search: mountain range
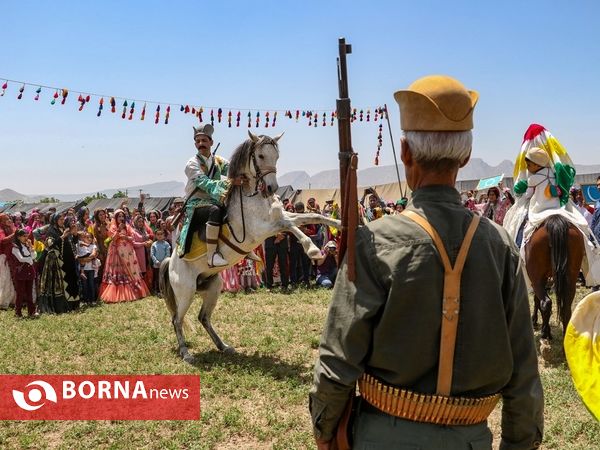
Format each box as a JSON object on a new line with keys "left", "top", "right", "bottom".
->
{"left": 2, "top": 159, "right": 600, "bottom": 202}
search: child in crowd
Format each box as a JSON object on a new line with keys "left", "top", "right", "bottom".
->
{"left": 238, "top": 257, "right": 258, "bottom": 294}
{"left": 77, "top": 231, "right": 99, "bottom": 304}
{"left": 11, "top": 229, "right": 37, "bottom": 318}
{"left": 150, "top": 229, "right": 171, "bottom": 295}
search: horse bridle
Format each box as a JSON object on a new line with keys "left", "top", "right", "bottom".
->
{"left": 228, "top": 138, "right": 278, "bottom": 244}
{"left": 247, "top": 138, "right": 278, "bottom": 197}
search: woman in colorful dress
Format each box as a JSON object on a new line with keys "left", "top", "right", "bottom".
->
{"left": 0, "top": 213, "right": 17, "bottom": 310}
{"left": 99, "top": 209, "right": 150, "bottom": 303}
{"left": 479, "top": 186, "right": 513, "bottom": 226}
{"left": 76, "top": 207, "right": 93, "bottom": 233}
{"left": 92, "top": 208, "right": 110, "bottom": 283}
{"left": 131, "top": 214, "right": 153, "bottom": 279}
{"left": 148, "top": 210, "right": 160, "bottom": 234}
{"left": 37, "top": 213, "right": 80, "bottom": 314}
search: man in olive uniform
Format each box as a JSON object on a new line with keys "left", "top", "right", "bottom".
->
{"left": 309, "top": 75, "right": 543, "bottom": 449}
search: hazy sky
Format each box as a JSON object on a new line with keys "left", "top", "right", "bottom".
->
{"left": 1, "top": 1, "right": 599, "bottom": 194}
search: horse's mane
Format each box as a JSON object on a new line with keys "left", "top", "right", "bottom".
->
{"left": 228, "top": 139, "right": 254, "bottom": 179}
{"left": 227, "top": 135, "right": 279, "bottom": 178}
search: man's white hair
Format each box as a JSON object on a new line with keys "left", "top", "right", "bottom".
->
{"left": 403, "top": 131, "right": 472, "bottom": 163}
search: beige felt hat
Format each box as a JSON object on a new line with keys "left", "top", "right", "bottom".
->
{"left": 394, "top": 75, "right": 478, "bottom": 131}
{"left": 525, "top": 146, "right": 551, "bottom": 168}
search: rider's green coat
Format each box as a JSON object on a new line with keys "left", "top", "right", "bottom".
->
{"left": 177, "top": 152, "right": 230, "bottom": 256}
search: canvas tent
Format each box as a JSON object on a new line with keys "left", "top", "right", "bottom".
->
{"left": 85, "top": 197, "right": 175, "bottom": 215}
{"left": 0, "top": 201, "right": 84, "bottom": 216}
{"left": 292, "top": 180, "right": 411, "bottom": 207}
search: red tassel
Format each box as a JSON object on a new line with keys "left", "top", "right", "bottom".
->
{"left": 1, "top": 81, "right": 7, "bottom": 96}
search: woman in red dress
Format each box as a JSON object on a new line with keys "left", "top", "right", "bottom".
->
{"left": 99, "top": 209, "right": 150, "bottom": 303}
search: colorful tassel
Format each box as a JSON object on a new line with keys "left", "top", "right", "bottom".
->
{"left": 322, "top": 112, "right": 326, "bottom": 127}
{"left": 1, "top": 81, "right": 7, "bottom": 96}
{"left": 217, "top": 108, "right": 222, "bottom": 123}
{"left": 51, "top": 90, "right": 58, "bottom": 105}
{"left": 185, "top": 105, "right": 190, "bottom": 114}
{"left": 331, "top": 111, "right": 335, "bottom": 126}
{"left": 265, "top": 111, "right": 270, "bottom": 128}
{"left": 155, "top": 105, "right": 160, "bottom": 124}
{"left": 97, "top": 97, "right": 104, "bottom": 117}
{"left": 273, "top": 111, "right": 277, "bottom": 127}
{"left": 210, "top": 109, "right": 214, "bottom": 126}
{"left": 248, "top": 111, "right": 251, "bottom": 127}
{"left": 164, "top": 105, "right": 170, "bottom": 124}
{"left": 236, "top": 111, "right": 241, "bottom": 127}
{"left": 366, "top": 109, "right": 370, "bottom": 122}
{"left": 122, "top": 100, "right": 128, "bottom": 119}
{"left": 375, "top": 124, "right": 383, "bottom": 165}
{"left": 295, "top": 110, "right": 300, "bottom": 121}
{"left": 17, "top": 85, "right": 25, "bottom": 100}
{"left": 34, "top": 86, "right": 42, "bottom": 101}
{"left": 199, "top": 107, "right": 203, "bottom": 122}
{"left": 61, "top": 89, "right": 68, "bottom": 105}
{"left": 110, "top": 97, "right": 116, "bottom": 113}
{"left": 228, "top": 110, "right": 232, "bottom": 128}
{"left": 128, "top": 101, "right": 135, "bottom": 120}
{"left": 256, "top": 111, "right": 260, "bottom": 128}
{"left": 140, "top": 103, "right": 146, "bottom": 121}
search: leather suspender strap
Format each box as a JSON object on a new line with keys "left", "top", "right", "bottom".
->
{"left": 402, "top": 210, "right": 480, "bottom": 396}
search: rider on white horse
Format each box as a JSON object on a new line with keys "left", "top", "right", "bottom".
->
{"left": 179, "top": 124, "right": 234, "bottom": 266}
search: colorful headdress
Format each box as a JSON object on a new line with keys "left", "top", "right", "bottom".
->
{"left": 513, "top": 124, "right": 575, "bottom": 206}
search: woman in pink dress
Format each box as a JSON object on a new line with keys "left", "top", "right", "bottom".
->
{"left": 0, "top": 213, "right": 17, "bottom": 309}
{"left": 131, "top": 215, "right": 153, "bottom": 278}
{"left": 99, "top": 209, "right": 150, "bottom": 303}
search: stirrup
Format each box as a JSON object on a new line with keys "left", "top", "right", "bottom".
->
{"left": 208, "top": 252, "right": 228, "bottom": 268}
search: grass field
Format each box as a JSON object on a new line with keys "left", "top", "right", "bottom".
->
{"left": 0, "top": 287, "right": 598, "bottom": 449}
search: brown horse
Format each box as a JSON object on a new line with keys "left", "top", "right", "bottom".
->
{"left": 525, "top": 214, "right": 584, "bottom": 341}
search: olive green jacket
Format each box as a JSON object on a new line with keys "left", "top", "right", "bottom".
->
{"left": 309, "top": 185, "right": 543, "bottom": 449}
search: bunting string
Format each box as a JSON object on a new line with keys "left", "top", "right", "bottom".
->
{"left": 1, "top": 75, "right": 389, "bottom": 164}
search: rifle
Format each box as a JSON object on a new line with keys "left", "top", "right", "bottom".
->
{"left": 336, "top": 37, "right": 358, "bottom": 282}
{"left": 171, "top": 142, "right": 220, "bottom": 228}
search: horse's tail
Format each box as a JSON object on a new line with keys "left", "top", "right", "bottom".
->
{"left": 545, "top": 214, "right": 570, "bottom": 321}
{"left": 159, "top": 257, "right": 194, "bottom": 333}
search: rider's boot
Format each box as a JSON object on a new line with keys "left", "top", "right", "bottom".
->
{"left": 206, "top": 223, "right": 228, "bottom": 267}
{"left": 246, "top": 250, "right": 262, "bottom": 262}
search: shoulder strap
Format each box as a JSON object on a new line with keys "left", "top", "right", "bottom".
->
{"left": 402, "top": 210, "right": 480, "bottom": 396}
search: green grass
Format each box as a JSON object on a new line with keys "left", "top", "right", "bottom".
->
{"left": 0, "top": 287, "right": 598, "bottom": 449}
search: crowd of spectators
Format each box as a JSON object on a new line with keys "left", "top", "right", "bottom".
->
{"left": 2, "top": 176, "right": 598, "bottom": 317}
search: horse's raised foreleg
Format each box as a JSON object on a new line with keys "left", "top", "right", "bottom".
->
{"left": 284, "top": 212, "right": 341, "bottom": 229}
{"left": 285, "top": 225, "right": 321, "bottom": 259}
{"left": 198, "top": 275, "right": 234, "bottom": 353}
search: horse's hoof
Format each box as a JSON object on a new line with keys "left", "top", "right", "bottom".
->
{"left": 539, "top": 339, "right": 552, "bottom": 360}
{"left": 221, "top": 345, "right": 236, "bottom": 354}
{"left": 183, "top": 353, "right": 196, "bottom": 364}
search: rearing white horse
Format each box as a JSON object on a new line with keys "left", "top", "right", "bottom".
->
{"left": 160, "top": 131, "right": 340, "bottom": 362}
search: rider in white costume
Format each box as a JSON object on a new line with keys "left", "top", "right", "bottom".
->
{"left": 503, "top": 125, "right": 600, "bottom": 286}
